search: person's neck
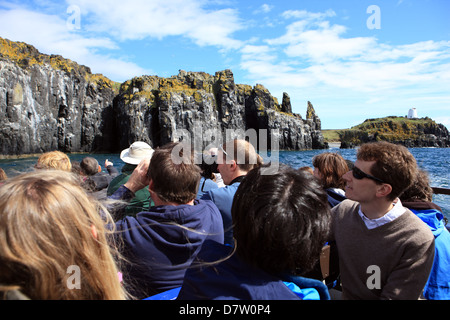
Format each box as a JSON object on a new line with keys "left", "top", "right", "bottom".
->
{"left": 360, "top": 199, "right": 395, "bottom": 220}
{"left": 152, "top": 195, "right": 194, "bottom": 207}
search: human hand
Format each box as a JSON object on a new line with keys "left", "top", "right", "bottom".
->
{"left": 105, "top": 159, "right": 113, "bottom": 167}
{"left": 124, "top": 159, "right": 151, "bottom": 193}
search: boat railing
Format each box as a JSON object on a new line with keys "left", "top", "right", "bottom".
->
{"left": 432, "top": 187, "right": 450, "bottom": 195}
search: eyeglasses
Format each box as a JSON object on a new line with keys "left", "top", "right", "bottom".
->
{"left": 219, "top": 144, "right": 228, "bottom": 156}
{"left": 352, "top": 166, "right": 385, "bottom": 184}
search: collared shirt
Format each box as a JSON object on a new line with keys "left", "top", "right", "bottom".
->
{"left": 358, "top": 198, "right": 405, "bottom": 229}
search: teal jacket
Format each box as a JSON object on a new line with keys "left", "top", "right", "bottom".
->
{"left": 107, "top": 164, "right": 153, "bottom": 218}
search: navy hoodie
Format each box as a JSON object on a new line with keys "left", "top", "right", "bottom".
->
{"left": 177, "top": 240, "right": 304, "bottom": 300}
{"left": 112, "top": 186, "right": 224, "bottom": 299}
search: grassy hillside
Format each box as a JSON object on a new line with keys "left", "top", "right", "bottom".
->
{"left": 322, "top": 116, "right": 449, "bottom": 147}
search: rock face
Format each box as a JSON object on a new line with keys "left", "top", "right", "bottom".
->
{"left": 0, "top": 37, "right": 118, "bottom": 155}
{"left": 113, "top": 70, "right": 327, "bottom": 152}
{"left": 0, "top": 37, "right": 326, "bottom": 156}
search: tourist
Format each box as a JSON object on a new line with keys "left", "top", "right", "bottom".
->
{"left": 79, "top": 157, "right": 119, "bottom": 194}
{"left": 107, "top": 141, "right": 155, "bottom": 218}
{"left": 34, "top": 150, "right": 72, "bottom": 172}
{"left": 200, "top": 139, "right": 263, "bottom": 246}
{"left": 108, "top": 142, "right": 224, "bottom": 299}
{"left": 196, "top": 149, "right": 220, "bottom": 199}
{"left": 331, "top": 141, "right": 435, "bottom": 299}
{"left": 177, "top": 164, "right": 331, "bottom": 300}
{"left": 312, "top": 152, "right": 348, "bottom": 208}
{"left": 0, "top": 170, "right": 128, "bottom": 300}
{"left": 400, "top": 169, "right": 450, "bottom": 300}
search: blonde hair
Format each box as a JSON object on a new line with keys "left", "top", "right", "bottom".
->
{"left": 0, "top": 168, "right": 7, "bottom": 181}
{"left": 0, "top": 170, "right": 127, "bottom": 300}
{"left": 35, "top": 151, "right": 72, "bottom": 172}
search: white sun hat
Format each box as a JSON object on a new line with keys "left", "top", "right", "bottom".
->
{"left": 120, "top": 141, "right": 154, "bottom": 165}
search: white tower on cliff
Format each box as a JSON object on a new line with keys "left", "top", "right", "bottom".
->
{"left": 408, "top": 108, "right": 418, "bottom": 119}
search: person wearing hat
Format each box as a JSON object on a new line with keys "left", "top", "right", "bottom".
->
{"left": 107, "top": 141, "right": 155, "bottom": 219}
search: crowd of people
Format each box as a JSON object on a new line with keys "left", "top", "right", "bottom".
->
{"left": 0, "top": 139, "right": 448, "bottom": 300}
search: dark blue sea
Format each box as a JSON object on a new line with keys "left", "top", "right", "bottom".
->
{"left": 1, "top": 147, "right": 449, "bottom": 219}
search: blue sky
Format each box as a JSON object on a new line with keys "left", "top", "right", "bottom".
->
{"left": 0, "top": 0, "right": 449, "bottom": 129}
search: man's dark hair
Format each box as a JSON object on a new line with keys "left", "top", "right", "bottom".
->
{"left": 232, "top": 164, "right": 331, "bottom": 276}
{"left": 147, "top": 142, "right": 201, "bottom": 204}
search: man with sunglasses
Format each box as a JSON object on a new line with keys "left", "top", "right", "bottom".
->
{"left": 330, "top": 141, "right": 435, "bottom": 300}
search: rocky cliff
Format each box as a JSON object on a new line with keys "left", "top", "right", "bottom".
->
{"left": 0, "top": 37, "right": 118, "bottom": 155}
{"left": 0, "top": 37, "right": 326, "bottom": 156}
{"left": 114, "top": 70, "right": 327, "bottom": 152}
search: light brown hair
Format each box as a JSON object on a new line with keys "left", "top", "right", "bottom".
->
{"left": 0, "top": 170, "right": 128, "bottom": 300}
{"left": 80, "top": 157, "right": 100, "bottom": 176}
{"left": 147, "top": 142, "right": 201, "bottom": 204}
{"left": 357, "top": 142, "right": 418, "bottom": 201}
{"left": 221, "top": 139, "right": 263, "bottom": 172}
{"left": 312, "top": 152, "right": 349, "bottom": 189}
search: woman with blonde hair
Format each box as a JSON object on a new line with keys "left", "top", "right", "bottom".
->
{"left": 0, "top": 170, "right": 128, "bottom": 300}
{"left": 35, "top": 151, "right": 72, "bottom": 172}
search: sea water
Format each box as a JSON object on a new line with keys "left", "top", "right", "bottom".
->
{"left": 0, "top": 147, "right": 448, "bottom": 219}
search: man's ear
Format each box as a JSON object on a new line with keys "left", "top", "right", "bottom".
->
{"left": 148, "top": 179, "right": 155, "bottom": 193}
{"left": 229, "top": 160, "right": 238, "bottom": 172}
{"left": 376, "top": 183, "right": 393, "bottom": 198}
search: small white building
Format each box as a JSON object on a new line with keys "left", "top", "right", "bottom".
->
{"left": 408, "top": 108, "right": 418, "bottom": 119}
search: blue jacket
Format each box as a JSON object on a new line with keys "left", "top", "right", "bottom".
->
{"left": 200, "top": 177, "right": 244, "bottom": 246}
{"left": 110, "top": 186, "right": 224, "bottom": 299}
{"left": 196, "top": 177, "right": 219, "bottom": 199}
{"left": 177, "top": 240, "right": 329, "bottom": 300}
{"left": 403, "top": 201, "right": 450, "bottom": 300}
{"left": 326, "top": 188, "right": 346, "bottom": 208}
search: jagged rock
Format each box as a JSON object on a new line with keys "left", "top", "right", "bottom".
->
{"left": 281, "top": 92, "right": 292, "bottom": 114}
{"left": 0, "top": 38, "right": 118, "bottom": 155}
{"left": 113, "top": 70, "right": 326, "bottom": 152}
{"left": 0, "top": 37, "right": 326, "bottom": 156}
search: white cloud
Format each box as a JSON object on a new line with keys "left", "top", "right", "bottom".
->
{"left": 67, "top": 0, "right": 244, "bottom": 49}
{"left": 0, "top": 6, "right": 150, "bottom": 81}
{"left": 237, "top": 8, "right": 450, "bottom": 128}
{"left": 240, "top": 9, "right": 450, "bottom": 93}
{"left": 281, "top": 9, "right": 336, "bottom": 20}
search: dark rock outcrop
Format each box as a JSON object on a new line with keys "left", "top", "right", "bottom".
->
{"left": 0, "top": 37, "right": 326, "bottom": 156}
{"left": 0, "top": 37, "right": 118, "bottom": 155}
{"left": 113, "top": 70, "right": 327, "bottom": 152}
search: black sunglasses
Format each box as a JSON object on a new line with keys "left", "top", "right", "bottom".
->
{"left": 352, "top": 166, "right": 385, "bottom": 184}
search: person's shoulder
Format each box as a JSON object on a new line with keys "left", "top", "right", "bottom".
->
{"left": 401, "top": 208, "right": 435, "bottom": 243}
{"left": 195, "top": 199, "right": 221, "bottom": 215}
{"left": 332, "top": 199, "right": 359, "bottom": 215}
{"left": 203, "top": 184, "right": 237, "bottom": 200}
